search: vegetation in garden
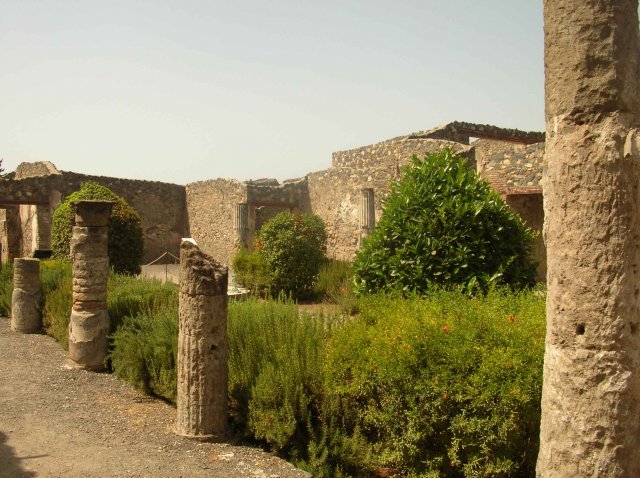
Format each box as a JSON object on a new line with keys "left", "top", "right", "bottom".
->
{"left": 51, "top": 181, "right": 144, "bottom": 275}
{"left": 2, "top": 259, "right": 546, "bottom": 477}
{"left": 0, "top": 262, "right": 13, "bottom": 316}
{"left": 233, "top": 211, "right": 327, "bottom": 300}
{"left": 353, "top": 150, "right": 537, "bottom": 295}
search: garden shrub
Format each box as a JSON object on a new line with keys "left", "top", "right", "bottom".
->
{"left": 32, "top": 258, "right": 547, "bottom": 478}
{"left": 353, "top": 150, "right": 537, "bottom": 295}
{"left": 110, "top": 309, "right": 179, "bottom": 401}
{"left": 256, "top": 211, "right": 327, "bottom": 300}
{"left": 40, "top": 260, "right": 73, "bottom": 347}
{"left": 319, "top": 289, "right": 546, "bottom": 477}
{"left": 51, "top": 181, "right": 144, "bottom": 275}
{"left": 228, "top": 298, "right": 329, "bottom": 459}
{"left": 231, "top": 247, "right": 272, "bottom": 296}
{"left": 0, "top": 263, "right": 13, "bottom": 316}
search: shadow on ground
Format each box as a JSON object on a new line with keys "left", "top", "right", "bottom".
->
{"left": 0, "top": 431, "right": 37, "bottom": 478}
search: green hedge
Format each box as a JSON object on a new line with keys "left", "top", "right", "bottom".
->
{"left": 354, "top": 150, "right": 537, "bottom": 294}
{"left": 51, "top": 181, "right": 144, "bottom": 275}
{"left": 28, "top": 261, "right": 546, "bottom": 477}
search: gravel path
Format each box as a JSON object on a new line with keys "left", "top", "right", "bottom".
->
{"left": 0, "top": 317, "right": 311, "bottom": 478}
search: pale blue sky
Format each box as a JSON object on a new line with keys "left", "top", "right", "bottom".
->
{"left": 1, "top": 0, "right": 544, "bottom": 184}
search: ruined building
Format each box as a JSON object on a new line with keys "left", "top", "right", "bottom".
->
{"left": 0, "top": 121, "right": 546, "bottom": 280}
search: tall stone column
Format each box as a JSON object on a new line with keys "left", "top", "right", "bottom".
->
{"left": 359, "top": 188, "right": 375, "bottom": 240}
{"left": 538, "top": 1, "right": 640, "bottom": 476}
{"left": 11, "top": 258, "right": 41, "bottom": 333}
{"left": 233, "top": 203, "right": 249, "bottom": 250}
{"left": 176, "top": 239, "right": 228, "bottom": 438}
{"left": 68, "top": 200, "right": 113, "bottom": 371}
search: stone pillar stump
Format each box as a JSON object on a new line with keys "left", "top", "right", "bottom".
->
{"left": 11, "top": 258, "right": 41, "bottom": 333}
{"left": 176, "top": 239, "right": 229, "bottom": 438}
{"left": 68, "top": 200, "right": 113, "bottom": 370}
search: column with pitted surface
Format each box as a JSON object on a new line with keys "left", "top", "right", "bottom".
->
{"left": 538, "top": 1, "right": 640, "bottom": 476}
{"left": 68, "top": 200, "right": 114, "bottom": 370}
{"left": 11, "top": 258, "right": 41, "bottom": 333}
{"left": 176, "top": 239, "right": 229, "bottom": 438}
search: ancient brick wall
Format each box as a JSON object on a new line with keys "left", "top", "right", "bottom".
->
{"left": 185, "top": 179, "right": 246, "bottom": 267}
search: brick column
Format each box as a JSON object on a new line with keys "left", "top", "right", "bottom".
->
{"left": 68, "top": 200, "right": 114, "bottom": 370}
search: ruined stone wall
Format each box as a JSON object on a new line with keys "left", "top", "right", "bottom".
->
{"left": 475, "top": 139, "right": 544, "bottom": 189}
{"left": 312, "top": 138, "right": 470, "bottom": 260}
{"left": 56, "top": 172, "right": 188, "bottom": 263}
{"left": 1, "top": 165, "right": 188, "bottom": 263}
{"left": 332, "top": 136, "right": 470, "bottom": 171}
{"left": 185, "top": 179, "right": 246, "bottom": 267}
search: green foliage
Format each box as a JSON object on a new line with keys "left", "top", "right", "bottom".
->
{"left": 231, "top": 247, "right": 272, "bottom": 296}
{"left": 320, "top": 289, "right": 545, "bottom": 477}
{"left": 107, "top": 274, "right": 178, "bottom": 333}
{"left": 313, "top": 260, "right": 358, "bottom": 315}
{"left": 51, "top": 181, "right": 144, "bottom": 275}
{"left": 40, "top": 260, "right": 73, "bottom": 348}
{"left": 0, "top": 263, "right": 13, "bottom": 316}
{"left": 228, "top": 298, "right": 329, "bottom": 460}
{"left": 353, "top": 150, "right": 537, "bottom": 295}
{"left": 110, "top": 310, "right": 178, "bottom": 401}
{"left": 257, "top": 211, "right": 327, "bottom": 300}
{"left": 33, "top": 258, "right": 546, "bottom": 478}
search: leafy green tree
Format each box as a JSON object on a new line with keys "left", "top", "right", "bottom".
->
{"left": 353, "top": 149, "right": 536, "bottom": 294}
{"left": 256, "top": 211, "right": 327, "bottom": 300}
{"left": 51, "top": 181, "right": 144, "bottom": 275}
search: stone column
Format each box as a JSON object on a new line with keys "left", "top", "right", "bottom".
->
{"left": 11, "top": 258, "right": 41, "bottom": 333}
{"left": 359, "top": 188, "right": 375, "bottom": 244}
{"left": 538, "top": 1, "right": 640, "bottom": 476}
{"left": 68, "top": 200, "right": 113, "bottom": 371}
{"left": 176, "top": 239, "right": 228, "bottom": 438}
{"left": 233, "top": 203, "right": 249, "bottom": 250}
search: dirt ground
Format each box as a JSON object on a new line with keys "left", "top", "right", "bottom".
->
{"left": 0, "top": 317, "right": 312, "bottom": 478}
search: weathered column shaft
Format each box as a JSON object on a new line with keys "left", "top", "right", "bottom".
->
{"left": 176, "top": 240, "right": 228, "bottom": 438}
{"left": 233, "top": 203, "right": 249, "bottom": 250}
{"left": 359, "top": 188, "right": 375, "bottom": 232}
{"left": 11, "top": 258, "right": 41, "bottom": 333}
{"left": 68, "top": 201, "right": 113, "bottom": 370}
{"left": 538, "top": 1, "right": 640, "bottom": 476}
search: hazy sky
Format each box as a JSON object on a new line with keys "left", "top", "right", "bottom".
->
{"left": 1, "top": 0, "right": 544, "bottom": 185}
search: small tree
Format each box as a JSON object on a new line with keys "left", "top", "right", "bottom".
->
{"left": 51, "top": 181, "right": 144, "bottom": 275}
{"left": 256, "top": 211, "right": 327, "bottom": 300}
{"left": 353, "top": 150, "right": 536, "bottom": 294}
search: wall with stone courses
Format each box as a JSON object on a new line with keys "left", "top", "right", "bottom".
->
{"left": 475, "top": 139, "right": 544, "bottom": 190}
{"left": 1, "top": 168, "right": 188, "bottom": 263}
{"left": 185, "top": 179, "right": 246, "bottom": 267}
{"left": 310, "top": 139, "right": 472, "bottom": 260}
{"left": 332, "top": 137, "right": 471, "bottom": 171}
{"left": 56, "top": 172, "right": 188, "bottom": 263}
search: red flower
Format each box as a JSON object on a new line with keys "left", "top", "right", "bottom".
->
{"left": 442, "top": 326, "right": 450, "bottom": 332}
{"left": 508, "top": 314, "right": 516, "bottom": 324}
